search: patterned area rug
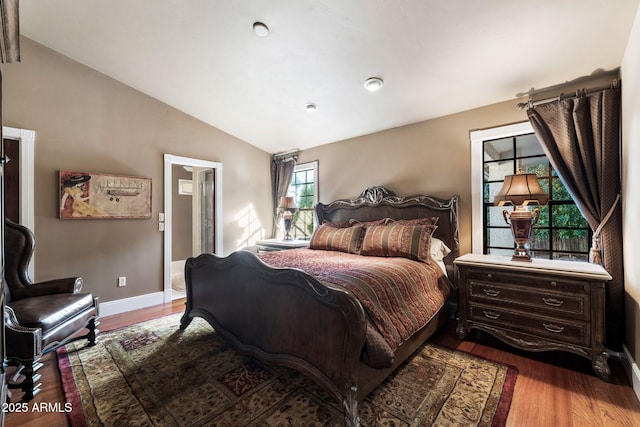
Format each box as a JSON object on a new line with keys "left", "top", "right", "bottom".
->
{"left": 58, "top": 314, "right": 517, "bottom": 426}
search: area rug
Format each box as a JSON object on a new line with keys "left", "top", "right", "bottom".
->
{"left": 57, "top": 313, "right": 517, "bottom": 426}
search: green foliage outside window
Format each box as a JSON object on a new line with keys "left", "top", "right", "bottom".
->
{"left": 288, "top": 167, "right": 316, "bottom": 239}
{"left": 524, "top": 163, "right": 589, "bottom": 241}
{"left": 483, "top": 135, "right": 590, "bottom": 260}
{"left": 291, "top": 183, "right": 315, "bottom": 238}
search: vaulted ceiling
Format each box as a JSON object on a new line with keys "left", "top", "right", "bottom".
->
{"left": 19, "top": 0, "right": 640, "bottom": 153}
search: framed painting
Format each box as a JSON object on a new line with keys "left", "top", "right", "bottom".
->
{"left": 59, "top": 170, "right": 152, "bottom": 219}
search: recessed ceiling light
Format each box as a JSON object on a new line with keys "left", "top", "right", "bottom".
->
{"left": 253, "top": 22, "right": 270, "bottom": 37}
{"left": 304, "top": 103, "right": 318, "bottom": 112}
{"left": 364, "top": 77, "right": 384, "bottom": 92}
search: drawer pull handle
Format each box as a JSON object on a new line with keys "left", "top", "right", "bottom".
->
{"left": 483, "top": 311, "right": 501, "bottom": 319}
{"left": 550, "top": 281, "right": 557, "bottom": 286}
{"left": 542, "top": 297, "right": 564, "bottom": 307}
{"left": 487, "top": 273, "right": 493, "bottom": 279}
{"left": 543, "top": 323, "right": 565, "bottom": 333}
{"left": 483, "top": 289, "right": 500, "bottom": 297}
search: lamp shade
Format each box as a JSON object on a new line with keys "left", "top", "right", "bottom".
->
{"left": 494, "top": 173, "right": 549, "bottom": 207}
{"left": 277, "top": 196, "right": 297, "bottom": 211}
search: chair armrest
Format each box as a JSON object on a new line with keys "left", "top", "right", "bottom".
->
{"left": 13, "top": 277, "right": 84, "bottom": 299}
{"left": 4, "top": 306, "right": 43, "bottom": 360}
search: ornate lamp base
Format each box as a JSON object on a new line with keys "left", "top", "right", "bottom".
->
{"left": 283, "top": 218, "right": 293, "bottom": 241}
{"left": 503, "top": 207, "right": 540, "bottom": 262}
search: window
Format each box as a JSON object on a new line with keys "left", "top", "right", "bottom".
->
{"left": 471, "top": 123, "right": 591, "bottom": 261}
{"left": 286, "top": 161, "right": 318, "bottom": 240}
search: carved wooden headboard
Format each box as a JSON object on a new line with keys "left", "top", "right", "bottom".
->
{"left": 315, "top": 186, "right": 460, "bottom": 272}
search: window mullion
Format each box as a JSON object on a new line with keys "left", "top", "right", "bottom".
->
{"left": 477, "top": 125, "right": 589, "bottom": 261}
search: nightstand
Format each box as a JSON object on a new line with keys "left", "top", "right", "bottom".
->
{"left": 255, "top": 239, "right": 310, "bottom": 252}
{"left": 455, "top": 253, "right": 612, "bottom": 381}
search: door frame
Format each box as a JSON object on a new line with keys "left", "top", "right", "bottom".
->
{"left": 163, "top": 154, "right": 222, "bottom": 303}
{"left": 2, "top": 126, "right": 35, "bottom": 278}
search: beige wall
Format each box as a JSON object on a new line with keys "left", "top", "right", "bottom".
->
{"left": 4, "top": 22, "right": 638, "bottom": 368}
{"left": 3, "top": 37, "right": 272, "bottom": 303}
{"left": 298, "top": 100, "right": 529, "bottom": 256}
{"left": 622, "top": 6, "right": 640, "bottom": 365}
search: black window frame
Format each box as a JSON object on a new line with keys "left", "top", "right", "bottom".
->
{"left": 483, "top": 133, "right": 592, "bottom": 261}
{"left": 286, "top": 161, "right": 317, "bottom": 240}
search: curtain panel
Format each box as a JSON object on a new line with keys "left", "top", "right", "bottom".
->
{"left": 527, "top": 86, "right": 624, "bottom": 351}
{"left": 0, "top": 0, "right": 20, "bottom": 64}
{"left": 270, "top": 155, "right": 297, "bottom": 238}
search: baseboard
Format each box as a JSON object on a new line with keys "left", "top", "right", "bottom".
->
{"left": 621, "top": 344, "right": 640, "bottom": 402}
{"left": 99, "top": 292, "right": 165, "bottom": 317}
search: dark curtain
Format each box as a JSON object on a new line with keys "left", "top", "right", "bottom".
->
{"left": 1, "top": 0, "right": 20, "bottom": 64}
{"left": 270, "top": 155, "right": 297, "bottom": 238}
{"left": 527, "top": 86, "right": 624, "bottom": 351}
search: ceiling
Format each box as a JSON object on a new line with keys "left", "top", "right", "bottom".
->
{"left": 19, "top": 0, "right": 639, "bottom": 154}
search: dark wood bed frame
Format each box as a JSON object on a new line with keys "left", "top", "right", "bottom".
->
{"left": 180, "top": 186, "right": 459, "bottom": 426}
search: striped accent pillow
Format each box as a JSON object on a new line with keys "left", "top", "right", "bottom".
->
{"left": 309, "top": 224, "right": 365, "bottom": 254}
{"left": 388, "top": 217, "right": 439, "bottom": 227}
{"left": 360, "top": 223, "right": 436, "bottom": 263}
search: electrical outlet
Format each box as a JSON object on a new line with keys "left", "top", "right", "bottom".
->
{"left": 117, "top": 276, "right": 126, "bottom": 287}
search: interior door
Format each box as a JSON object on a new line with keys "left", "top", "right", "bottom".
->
{"left": 163, "top": 154, "right": 223, "bottom": 303}
{"left": 2, "top": 138, "right": 19, "bottom": 223}
{"left": 196, "top": 168, "right": 215, "bottom": 254}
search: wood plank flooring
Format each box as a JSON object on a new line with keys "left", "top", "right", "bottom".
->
{"left": 5, "top": 298, "right": 640, "bottom": 427}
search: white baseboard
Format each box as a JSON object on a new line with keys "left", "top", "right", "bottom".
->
{"left": 622, "top": 344, "right": 640, "bottom": 402}
{"left": 99, "top": 292, "right": 165, "bottom": 318}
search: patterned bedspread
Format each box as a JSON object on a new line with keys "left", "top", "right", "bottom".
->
{"left": 258, "top": 249, "right": 451, "bottom": 365}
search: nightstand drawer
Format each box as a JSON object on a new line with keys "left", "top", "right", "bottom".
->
{"left": 468, "top": 280, "right": 590, "bottom": 321}
{"left": 468, "top": 304, "right": 590, "bottom": 347}
{"left": 466, "top": 269, "right": 590, "bottom": 294}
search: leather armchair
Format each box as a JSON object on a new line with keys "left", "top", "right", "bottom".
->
{"left": 3, "top": 218, "right": 99, "bottom": 401}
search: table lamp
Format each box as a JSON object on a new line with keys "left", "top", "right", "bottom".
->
{"left": 277, "top": 196, "right": 297, "bottom": 240}
{"left": 494, "top": 170, "right": 549, "bottom": 261}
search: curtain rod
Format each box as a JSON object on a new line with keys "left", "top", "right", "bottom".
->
{"left": 516, "top": 79, "right": 619, "bottom": 110}
{"left": 273, "top": 149, "right": 300, "bottom": 161}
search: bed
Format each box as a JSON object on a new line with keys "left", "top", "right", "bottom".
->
{"left": 180, "top": 186, "right": 460, "bottom": 426}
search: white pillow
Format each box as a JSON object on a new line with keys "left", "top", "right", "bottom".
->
{"left": 431, "top": 237, "right": 452, "bottom": 262}
{"left": 431, "top": 237, "right": 451, "bottom": 275}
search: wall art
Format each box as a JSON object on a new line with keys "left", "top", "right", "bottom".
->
{"left": 59, "top": 170, "right": 152, "bottom": 219}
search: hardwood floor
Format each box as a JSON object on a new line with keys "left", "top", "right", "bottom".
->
{"left": 5, "top": 299, "right": 640, "bottom": 427}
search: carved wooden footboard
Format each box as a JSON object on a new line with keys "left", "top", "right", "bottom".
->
{"left": 180, "top": 250, "right": 367, "bottom": 425}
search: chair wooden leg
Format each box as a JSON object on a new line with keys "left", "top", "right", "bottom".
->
{"left": 20, "top": 360, "right": 43, "bottom": 401}
{"left": 87, "top": 317, "right": 100, "bottom": 346}
{"left": 7, "top": 359, "right": 43, "bottom": 401}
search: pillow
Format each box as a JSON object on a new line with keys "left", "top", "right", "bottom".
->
{"left": 309, "top": 224, "right": 364, "bottom": 254}
{"left": 348, "top": 218, "right": 388, "bottom": 227}
{"left": 430, "top": 237, "right": 452, "bottom": 262}
{"left": 430, "top": 237, "right": 451, "bottom": 275}
{"left": 360, "top": 222, "right": 436, "bottom": 263}
{"left": 387, "top": 217, "right": 440, "bottom": 227}
{"left": 321, "top": 220, "right": 352, "bottom": 228}
{"left": 349, "top": 217, "right": 439, "bottom": 228}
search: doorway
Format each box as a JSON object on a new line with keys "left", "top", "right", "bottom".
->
{"left": 163, "top": 154, "right": 222, "bottom": 303}
{"left": 2, "top": 126, "right": 35, "bottom": 278}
